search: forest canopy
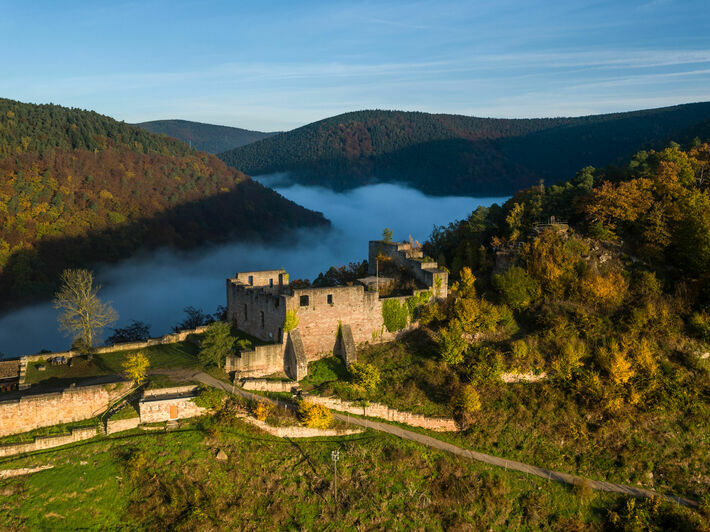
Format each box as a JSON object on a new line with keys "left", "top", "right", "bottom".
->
{"left": 219, "top": 104, "right": 710, "bottom": 196}
{"left": 0, "top": 98, "right": 327, "bottom": 309}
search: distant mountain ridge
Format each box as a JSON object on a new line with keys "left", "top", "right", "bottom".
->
{"left": 218, "top": 103, "right": 710, "bottom": 196}
{"left": 136, "top": 119, "right": 278, "bottom": 153}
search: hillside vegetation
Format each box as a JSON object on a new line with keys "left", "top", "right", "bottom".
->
{"left": 136, "top": 119, "right": 278, "bottom": 153}
{"left": 301, "top": 141, "right": 710, "bottom": 524}
{"left": 219, "top": 104, "right": 710, "bottom": 195}
{"left": 0, "top": 98, "right": 327, "bottom": 308}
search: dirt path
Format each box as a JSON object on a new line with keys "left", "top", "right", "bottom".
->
{"left": 158, "top": 368, "right": 699, "bottom": 508}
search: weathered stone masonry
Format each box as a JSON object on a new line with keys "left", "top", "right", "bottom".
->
{"left": 0, "top": 381, "right": 132, "bottom": 438}
{"left": 225, "top": 239, "right": 448, "bottom": 380}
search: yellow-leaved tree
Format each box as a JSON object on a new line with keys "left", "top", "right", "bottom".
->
{"left": 122, "top": 352, "right": 150, "bottom": 385}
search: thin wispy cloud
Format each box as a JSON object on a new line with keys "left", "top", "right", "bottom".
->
{"left": 1, "top": 0, "right": 708, "bottom": 129}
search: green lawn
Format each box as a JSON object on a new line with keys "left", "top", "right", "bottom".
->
{"left": 25, "top": 340, "right": 202, "bottom": 386}
{"left": 2, "top": 399, "right": 702, "bottom": 530}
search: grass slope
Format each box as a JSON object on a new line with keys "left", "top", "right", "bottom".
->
{"left": 2, "top": 401, "right": 703, "bottom": 530}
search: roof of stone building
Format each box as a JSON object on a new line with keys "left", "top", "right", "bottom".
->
{"left": 0, "top": 360, "right": 20, "bottom": 380}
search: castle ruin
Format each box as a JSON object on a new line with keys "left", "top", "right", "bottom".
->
{"left": 225, "top": 239, "right": 448, "bottom": 380}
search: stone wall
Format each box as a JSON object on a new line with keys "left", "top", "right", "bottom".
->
{"left": 239, "top": 378, "right": 298, "bottom": 393}
{"left": 22, "top": 325, "right": 210, "bottom": 363}
{"left": 0, "top": 381, "right": 132, "bottom": 437}
{"left": 106, "top": 416, "right": 140, "bottom": 435}
{"left": 0, "top": 426, "right": 97, "bottom": 457}
{"left": 305, "top": 395, "right": 458, "bottom": 432}
{"left": 227, "top": 280, "right": 286, "bottom": 344}
{"left": 289, "top": 285, "right": 385, "bottom": 359}
{"left": 368, "top": 240, "right": 448, "bottom": 299}
{"left": 237, "top": 414, "right": 363, "bottom": 438}
{"left": 226, "top": 343, "right": 285, "bottom": 377}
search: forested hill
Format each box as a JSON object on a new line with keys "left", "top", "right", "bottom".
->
{"left": 135, "top": 119, "right": 278, "bottom": 153}
{"left": 219, "top": 103, "right": 710, "bottom": 196}
{"left": 0, "top": 98, "right": 327, "bottom": 308}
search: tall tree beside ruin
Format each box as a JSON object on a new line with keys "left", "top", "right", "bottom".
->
{"left": 53, "top": 269, "right": 118, "bottom": 350}
{"left": 199, "top": 321, "right": 236, "bottom": 367}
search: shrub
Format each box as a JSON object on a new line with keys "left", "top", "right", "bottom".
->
{"left": 452, "top": 384, "right": 481, "bottom": 429}
{"left": 493, "top": 266, "right": 541, "bottom": 310}
{"left": 192, "top": 386, "right": 226, "bottom": 409}
{"left": 254, "top": 402, "right": 273, "bottom": 422}
{"left": 349, "top": 362, "right": 381, "bottom": 392}
{"left": 298, "top": 400, "right": 332, "bottom": 429}
{"left": 405, "top": 291, "right": 432, "bottom": 320}
{"left": 382, "top": 299, "right": 409, "bottom": 332}
{"left": 283, "top": 309, "right": 299, "bottom": 333}
{"left": 439, "top": 320, "right": 467, "bottom": 365}
{"left": 689, "top": 311, "right": 710, "bottom": 342}
{"left": 457, "top": 384, "right": 481, "bottom": 413}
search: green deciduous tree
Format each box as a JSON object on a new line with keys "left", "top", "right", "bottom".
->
{"left": 53, "top": 268, "right": 118, "bottom": 349}
{"left": 199, "top": 321, "right": 236, "bottom": 367}
{"left": 493, "top": 266, "right": 541, "bottom": 310}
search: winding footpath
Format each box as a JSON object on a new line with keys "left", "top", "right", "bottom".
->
{"left": 163, "top": 368, "right": 699, "bottom": 508}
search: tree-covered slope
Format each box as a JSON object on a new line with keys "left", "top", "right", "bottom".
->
{"left": 0, "top": 98, "right": 327, "bottom": 308}
{"left": 135, "top": 119, "right": 278, "bottom": 153}
{"left": 219, "top": 104, "right": 710, "bottom": 196}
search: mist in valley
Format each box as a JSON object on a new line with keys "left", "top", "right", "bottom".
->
{"left": 0, "top": 177, "right": 508, "bottom": 358}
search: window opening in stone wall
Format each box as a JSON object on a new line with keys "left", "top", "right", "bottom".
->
{"left": 261, "top": 311, "right": 265, "bottom": 328}
{"left": 248, "top": 275, "right": 254, "bottom": 285}
{"left": 327, "top": 294, "right": 333, "bottom": 305}
{"left": 269, "top": 278, "right": 274, "bottom": 287}
{"left": 300, "top": 295, "right": 309, "bottom": 306}
{"left": 244, "top": 304, "right": 248, "bottom": 320}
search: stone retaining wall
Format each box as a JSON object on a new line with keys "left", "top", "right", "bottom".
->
{"left": 500, "top": 372, "right": 548, "bottom": 383}
{"left": 305, "top": 395, "right": 457, "bottom": 432}
{"left": 239, "top": 379, "right": 298, "bottom": 392}
{"left": 237, "top": 414, "right": 363, "bottom": 438}
{"left": 22, "top": 325, "right": 211, "bottom": 363}
{"left": 0, "top": 381, "right": 131, "bottom": 437}
{"left": 0, "top": 426, "right": 97, "bottom": 457}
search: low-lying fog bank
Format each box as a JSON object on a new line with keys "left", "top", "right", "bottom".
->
{"left": 0, "top": 177, "right": 507, "bottom": 357}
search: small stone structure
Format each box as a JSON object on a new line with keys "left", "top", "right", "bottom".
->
{"left": 225, "top": 239, "right": 448, "bottom": 380}
{"left": 138, "top": 385, "right": 206, "bottom": 424}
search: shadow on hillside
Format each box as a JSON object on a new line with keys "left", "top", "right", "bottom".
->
{"left": 0, "top": 179, "right": 329, "bottom": 314}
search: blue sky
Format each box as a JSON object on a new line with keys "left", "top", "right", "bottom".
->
{"left": 1, "top": 0, "right": 709, "bottom": 130}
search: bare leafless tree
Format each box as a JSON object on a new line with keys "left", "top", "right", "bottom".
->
{"left": 54, "top": 269, "right": 118, "bottom": 349}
